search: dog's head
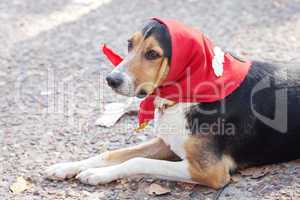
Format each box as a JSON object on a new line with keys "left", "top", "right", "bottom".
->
{"left": 105, "top": 19, "right": 171, "bottom": 98}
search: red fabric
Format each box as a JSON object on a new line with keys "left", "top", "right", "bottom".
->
{"left": 102, "top": 18, "right": 251, "bottom": 126}
{"left": 101, "top": 44, "right": 123, "bottom": 66}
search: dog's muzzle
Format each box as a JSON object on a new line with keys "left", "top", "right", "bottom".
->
{"left": 106, "top": 72, "right": 124, "bottom": 89}
{"left": 105, "top": 69, "right": 136, "bottom": 97}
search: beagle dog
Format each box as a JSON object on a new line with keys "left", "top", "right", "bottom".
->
{"left": 45, "top": 19, "right": 300, "bottom": 189}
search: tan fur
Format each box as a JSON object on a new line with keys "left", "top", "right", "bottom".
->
{"left": 127, "top": 32, "right": 169, "bottom": 95}
{"left": 103, "top": 137, "right": 179, "bottom": 163}
{"left": 184, "top": 136, "right": 235, "bottom": 189}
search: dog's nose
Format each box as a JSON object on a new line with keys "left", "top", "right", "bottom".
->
{"left": 106, "top": 73, "right": 124, "bottom": 88}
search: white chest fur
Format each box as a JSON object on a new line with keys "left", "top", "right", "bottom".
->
{"left": 154, "top": 99, "right": 195, "bottom": 159}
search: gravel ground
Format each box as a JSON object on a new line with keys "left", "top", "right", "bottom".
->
{"left": 1, "top": 0, "right": 300, "bottom": 199}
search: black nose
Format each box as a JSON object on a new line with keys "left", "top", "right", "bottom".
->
{"left": 106, "top": 73, "right": 124, "bottom": 88}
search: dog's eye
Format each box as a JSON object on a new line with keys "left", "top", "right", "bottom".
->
{"left": 128, "top": 40, "right": 133, "bottom": 51}
{"left": 145, "top": 50, "right": 160, "bottom": 60}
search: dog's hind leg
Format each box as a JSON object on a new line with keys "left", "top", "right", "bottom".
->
{"left": 184, "top": 137, "right": 235, "bottom": 189}
{"left": 45, "top": 137, "right": 178, "bottom": 180}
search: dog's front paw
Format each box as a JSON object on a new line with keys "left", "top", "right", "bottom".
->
{"left": 76, "top": 166, "right": 120, "bottom": 185}
{"left": 45, "top": 162, "right": 82, "bottom": 180}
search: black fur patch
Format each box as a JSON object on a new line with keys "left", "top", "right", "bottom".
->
{"left": 185, "top": 61, "right": 300, "bottom": 167}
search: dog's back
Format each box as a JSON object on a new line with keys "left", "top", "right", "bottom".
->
{"left": 186, "top": 61, "right": 300, "bottom": 167}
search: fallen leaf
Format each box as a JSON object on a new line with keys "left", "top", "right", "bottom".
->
{"left": 176, "top": 182, "right": 194, "bottom": 190}
{"left": 145, "top": 183, "right": 171, "bottom": 196}
{"left": 251, "top": 168, "right": 270, "bottom": 179}
{"left": 95, "top": 97, "right": 141, "bottom": 127}
{"left": 95, "top": 103, "right": 128, "bottom": 127}
{"left": 239, "top": 166, "right": 271, "bottom": 179}
{"left": 10, "top": 177, "right": 32, "bottom": 194}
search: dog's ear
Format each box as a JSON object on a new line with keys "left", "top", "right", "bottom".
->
{"left": 154, "top": 58, "right": 169, "bottom": 87}
{"left": 142, "top": 20, "right": 171, "bottom": 60}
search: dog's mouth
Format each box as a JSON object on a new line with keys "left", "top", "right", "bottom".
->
{"left": 108, "top": 83, "right": 150, "bottom": 99}
{"left": 111, "top": 85, "right": 136, "bottom": 97}
{"left": 111, "top": 85, "right": 148, "bottom": 99}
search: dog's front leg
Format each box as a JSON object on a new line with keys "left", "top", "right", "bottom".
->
{"left": 76, "top": 158, "right": 193, "bottom": 185}
{"left": 45, "top": 137, "right": 177, "bottom": 180}
{"left": 76, "top": 136, "right": 234, "bottom": 188}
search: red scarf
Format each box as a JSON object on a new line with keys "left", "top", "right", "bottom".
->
{"left": 102, "top": 18, "right": 251, "bottom": 129}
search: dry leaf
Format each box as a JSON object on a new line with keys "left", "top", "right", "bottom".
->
{"left": 10, "top": 177, "right": 32, "bottom": 194}
{"left": 251, "top": 168, "right": 270, "bottom": 179}
{"left": 95, "top": 103, "right": 128, "bottom": 127}
{"left": 95, "top": 98, "right": 141, "bottom": 127}
{"left": 145, "top": 183, "right": 171, "bottom": 196}
{"left": 239, "top": 167, "right": 271, "bottom": 179}
{"left": 176, "top": 182, "right": 194, "bottom": 190}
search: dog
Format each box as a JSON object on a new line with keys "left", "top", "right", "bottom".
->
{"left": 45, "top": 18, "right": 300, "bottom": 189}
